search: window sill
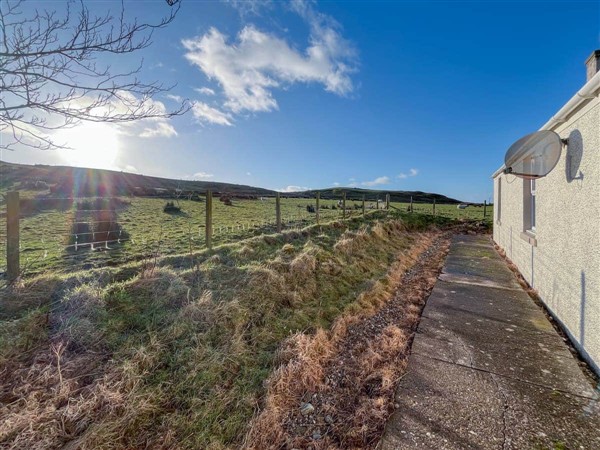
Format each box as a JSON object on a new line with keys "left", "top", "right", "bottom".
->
{"left": 520, "top": 231, "right": 537, "bottom": 247}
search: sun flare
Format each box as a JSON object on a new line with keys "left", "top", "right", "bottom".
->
{"left": 56, "top": 122, "right": 120, "bottom": 170}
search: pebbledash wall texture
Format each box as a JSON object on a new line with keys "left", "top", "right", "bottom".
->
{"left": 493, "top": 52, "right": 600, "bottom": 376}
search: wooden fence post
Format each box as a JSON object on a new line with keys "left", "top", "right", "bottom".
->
{"left": 362, "top": 195, "right": 366, "bottom": 218}
{"left": 316, "top": 192, "right": 320, "bottom": 225}
{"left": 6, "top": 191, "right": 20, "bottom": 282}
{"left": 342, "top": 192, "right": 346, "bottom": 220}
{"left": 276, "top": 192, "right": 282, "bottom": 232}
{"left": 386, "top": 193, "right": 390, "bottom": 210}
{"left": 205, "top": 190, "right": 213, "bottom": 250}
{"left": 410, "top": 196, "right": 413, "bottom": 213}
{"left": 433, "top": 198, "right": 436, "bottom": 217}
{"left": 483, "top": 200, "right": 487, "bottom": 218}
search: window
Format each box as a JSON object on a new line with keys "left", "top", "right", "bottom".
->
{"left": 497, "top": 177, "right": 502, "bottom": 223}
{"left": 530, "top": 179, "right": 536, "bottom": 232}
{"left": 523, "top": 177, "right": 536, "bottom": 233}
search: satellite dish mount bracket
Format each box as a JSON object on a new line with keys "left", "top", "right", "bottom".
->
{"left": 502, "top": 167, "right": 541, "bottom": 178}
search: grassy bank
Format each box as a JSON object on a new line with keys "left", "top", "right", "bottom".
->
{"left": 1, "top": 212, "right": 447, "bottom": 449}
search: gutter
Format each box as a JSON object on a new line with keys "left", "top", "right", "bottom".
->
{"left": 491, "top": 70, "right": 600, "bottom": 178}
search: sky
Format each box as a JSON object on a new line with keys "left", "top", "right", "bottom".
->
{"left": 1, "top": 0, "right": 599, "bottom": 202}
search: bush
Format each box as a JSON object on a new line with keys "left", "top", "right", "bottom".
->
{"left": 219, "top": 194, "right": 233, "bottom": 206}
{"left": 163, "top": 201, "right": 181, "bottom": 213}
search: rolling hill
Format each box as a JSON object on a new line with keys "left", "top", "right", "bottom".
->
{"left": 0, "top": 161, "right": 276, "bottom": 198}
{"left": 0, "top": 161, "right": 461, "bottom": 203}
{"left": 297, "top": 188, "right": 461, "bottom": 204}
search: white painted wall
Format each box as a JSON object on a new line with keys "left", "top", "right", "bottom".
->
{"left": 493, "top": 94, "right": 600, "bottom": 375}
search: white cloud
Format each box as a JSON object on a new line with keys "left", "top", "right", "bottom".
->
{"left": 397, "top": 168, "right": 419, "bottom": 179}
{"left": 125, "top": 165, "right": 138, "bottom": 173}
{"left": 361, "top": 176, "right": 390, "bottom": 187}
{"left": 139, "top": 121, "right": 178, "bottom": 138}
{"left": 223, "top": 0, "right": 272, "bottom": 17}
{"left": 182, "top": 2, "right": 356, "bottom": 123}
{"left": 191, "top": 102, "right": 233, "bottom": 126}
{"left": 192, "top": 171, "right": 214, "bottom": 179}
{"left": 89, "top": 91, "right": 178, "bottom": 139}
{"left": 1, "top": 89, "right": 179, "bottom": 151}
{"left": 332, "top": 182, "right": 340, "bottom": 186}
{"left": 96, "top": 91, "right": 180, "bottom": 139}
{"left": 166, "top": 94, "right": 183, "bottom": 102}
{"left": 195, "top": 87, "right": 216, "bottom": 96}
{"left": 246, "top": 171, "right": 252, "bottom": 176}
{"left": 280, "top": 185, "right": 309, "bottom": 192}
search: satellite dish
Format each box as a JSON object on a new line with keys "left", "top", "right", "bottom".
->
{"left": 503, "top": 130, "right": 563, "bottom": 178}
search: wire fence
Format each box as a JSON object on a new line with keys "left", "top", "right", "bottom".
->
{"left": 0, "top": 192, "right": 490, "bottom": 280}
{"left": 0, "top": 193, "right": 386, "bottom": 278}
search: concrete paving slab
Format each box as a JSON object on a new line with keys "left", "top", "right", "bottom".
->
{"left": 441, "top": 257, "right": 522, "bottom": 290}
{"left": 438, "top": 271, "right": 522, "bottom": 290}
{"left": 439, "top": 235, "right": 524, "bottom": 290}
{"left": 379, "top": 355, "right": 505, "bottom": 450}
{"left": 422, "top": 280, "right": 553, "bottom": 333}
{"left": 379, "top": 233, "right": 600, "bottom": 450}
{"left": 414, "top": 316, "right": 595, "bottom": 397}
{"left": 498, "top": 375, "right": 600, "bottom": 450}
{"left": 447, "top": 245, "right": 498, "bottom": 260}
{"left": 379, "top": 355, "right": 600, "bottom": 450}
{"left": 452, "top": 234, "right": 493, "bottom": 247}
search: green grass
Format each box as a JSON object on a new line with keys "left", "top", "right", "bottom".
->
{"left": 0, "top": 196, "right": 489, "bottom": 277}
{"left": 0, "top": 213, "right": 442, "bottom": 449}
{"left": 0, "top": 197, "right": 339, "bottom": 275}
{"left": 390, "top": 201, "right": 492, "bottom": 222}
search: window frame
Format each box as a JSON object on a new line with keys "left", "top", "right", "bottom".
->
{"left": 496, "top": 177, "right": 502, "bottom": 224}
{"left": 529, "top": 179, "right": 536, "bottom": 233}
{"left": 522, "top": 176, "right": 536, "bottom": 235}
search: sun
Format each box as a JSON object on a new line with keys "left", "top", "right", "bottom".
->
{"left": 55, "top": 122, "right": 120, "bottom": 170}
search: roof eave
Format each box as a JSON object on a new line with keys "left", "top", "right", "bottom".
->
{"left": 491, "top": 70, "right": 600, "bottom": 178}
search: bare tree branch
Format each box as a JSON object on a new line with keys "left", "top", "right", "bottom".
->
{"left": 0, "top": 0, "right": 188, "bottom": 151}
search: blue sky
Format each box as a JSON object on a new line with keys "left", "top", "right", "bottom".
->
{"left": 2, "top": 0, "right": 599, "bottom": 201}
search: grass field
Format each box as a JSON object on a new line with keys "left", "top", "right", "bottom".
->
{"left": 0, "top": 212, "right": 452, "bottom": 449}
{"left": 0, "top": 195, "right": 491, "bottom": 277}
{"left": 393, "top": 201, "right": 492, "bottom": 221}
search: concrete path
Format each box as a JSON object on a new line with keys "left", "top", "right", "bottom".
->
{"left": 379, "top": 234, "right": 600, "bottom": 450}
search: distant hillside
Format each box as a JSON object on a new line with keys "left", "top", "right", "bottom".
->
{"left": 0, "top": 161, "right": 461, "bottom": 203}
{"left": 301, "top": 188, "right": 461, "bottom": 204}
{"left": 0, "top": 161, "right": 277, "bottom": 198}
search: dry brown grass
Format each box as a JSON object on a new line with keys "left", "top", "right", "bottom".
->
{"left": 243, "top": 231, "right": 450, "bottom": 449}
{"left": 0, "top": 279, "right": 139, "bottom": 450}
